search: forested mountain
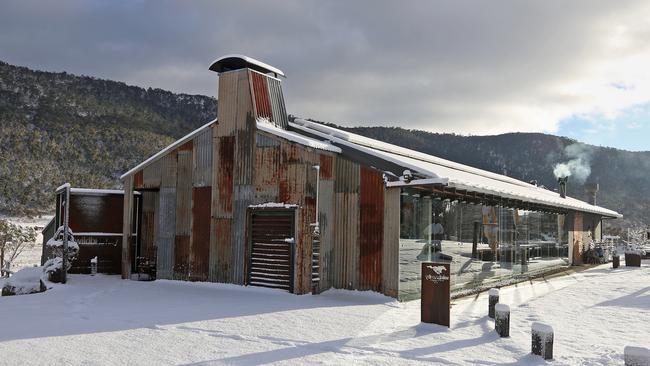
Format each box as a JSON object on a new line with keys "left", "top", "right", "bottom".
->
{"left": 0, "top": 61, "right": 215, "bottom": 215}
{"left": 0, "top": 61, "right": 646, "bottom": 230}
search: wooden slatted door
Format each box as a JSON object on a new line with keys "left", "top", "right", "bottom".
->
{"left": 248, "top": 209, "right": 295, "bottom": 292}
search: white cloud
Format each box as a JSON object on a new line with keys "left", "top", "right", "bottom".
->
{"left": 2, "top": 0, "right": 650, "bottom": 135}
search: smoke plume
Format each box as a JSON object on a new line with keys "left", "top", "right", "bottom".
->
{"left": 552, "top": 143, "right": 592, "bottom": 183}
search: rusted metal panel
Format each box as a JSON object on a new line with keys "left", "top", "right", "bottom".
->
{"left": 134, "top": 170, "right": 144, "bottom": 189}
{"left": 174, "top": 235, "right": 190, "bottom": 280}
{"left": 210, "top": 218, "right": 232, "bottom": 283}
{"left": 254, "top": 141, "right": 281, "bottom": 202}
{"left": 236, "top": 69, "right": 254, "bottom": 131}
{"left": 333, "top": 192, "right": 359, "bottom": 289}
{"left": 382, "top": 187, "right": 400, "bottom": 298}
{"left": 192, "top": 127, "right": 213, "bottom": 188}
{"left": 157, "top": 187, "right": 176, "bottom": 279}
{"left": 175, "top": 149, "right": 193, "bottom": 235}
{"left": 213, "top": 135, "right": 235, "bottom": 218}
{"left": 319, "top": 154, "right": 334, "bottom": 180}
{"left": 190, "top": 186, "right": 211, "bottom": 281}
{"left": 359, "top": 167, "right": 384, "bottom": 291}
{"left": 143, "top": 159, "right": 161, "bottom": 189}
{"left": 178, "top": 140, "right": 193, "bottom": 152}
{"left": 231, "top": 184, "right": 255, "bottom": 285}
{"left": 279, "top": 163, "right": 306, "bottom": 205}
{"left": 250, "top": 71, "right": 273, "bottom": 122}
{"left": 318, "top": 180, "right": 335, "bottom": 291}
{"left": 234, "top": 121, "right": 255, "bottom": 185}
{"left": 335, "top": 158, "right": 360, "bottom": 193}
{"left": 216, "top": 70, "right": 239, "bottom": 136}
{"left": 140, "top": 191, "right": 157, "bottom": 262}
{"left": 256, "top": 131, "right": 280, "bottom": 147}
{"left": 161, "top": 151, "right": 178, "bottom": 188}
{"left": 267, "top": 77, "right": 288, "bottom": 129}
{"left": 121, "top": 175, "right": 134, "bottom": 279}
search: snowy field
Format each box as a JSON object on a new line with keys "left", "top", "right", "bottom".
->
{"left": 1, "top": 262, "right": 649, "bottom": 365}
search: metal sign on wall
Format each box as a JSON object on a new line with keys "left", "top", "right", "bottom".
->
{"left": 421, "top": 262, "right": 451, "bottom": 327}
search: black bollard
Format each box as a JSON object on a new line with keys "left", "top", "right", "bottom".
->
{"left": 532, "top": 322, "right": 554, "bottom": 360}
{"left": 495, "top": 304, "right": 510, "bottom": 337}
{"left": 613, "top": 255, "right": 620, "bottom": 269}
{"left": 488, "top": 288, "right": 499, "bottom": 319}
{"left": 624, "top": 346, "right": 650, "bottom": 366}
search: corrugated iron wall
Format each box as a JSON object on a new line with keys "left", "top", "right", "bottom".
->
{"left": 192, "top": 128, "right": 212, "bottom": 187}
{"left": 249, "top": 70, "right": 288, "bottom": 129}
{"left": 332, "top": 158, "right": 360, "bottom": 289}
{"left": 382, "top": 187, "right": 400, "bottom": 297}
{"left": 140, "top": 191, "right": 157, "bottom": 262}
{"left": 359, "top": 167, "right": 384, "bottom": 291}
{"left": 118, "top": 65, "right": 399, "bottom": 298}
{"left": 121, "top": 175, "right": 134, "bottom": 279}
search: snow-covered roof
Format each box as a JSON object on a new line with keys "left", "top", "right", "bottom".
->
{"left": 256, "top": 118, "right": 341, "bottom": 153}
{"left": 290, "top": 118, "right": 622, "bottom": 218}
{"left": 209, "top": 54, "right": 285, "bottom": 77}
{"left": 55, "top": 183, "right": 138, "bottom": 196}
{"left": 120, "top": 119, "right": 216, "bottom": 179}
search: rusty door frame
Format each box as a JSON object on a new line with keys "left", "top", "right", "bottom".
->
{"left": 246, "top": 207, "right": 297, "bottom": 292}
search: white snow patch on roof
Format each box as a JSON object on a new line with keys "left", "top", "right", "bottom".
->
{"left": 121, "top": 119, "right": 216, "bottom": 180}
{"left": 257, "top": 118, "right": 341, "bottom": 153}
{"left": 291, "top": 118, "right": 621, "bottom": 218}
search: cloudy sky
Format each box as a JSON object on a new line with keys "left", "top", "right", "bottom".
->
{"left": 2, "top": 1, "right": 650, "bottom": 151}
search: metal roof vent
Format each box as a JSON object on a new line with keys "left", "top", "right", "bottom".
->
{"left": 209, "top": 54, "right": 285, "bottom": 78}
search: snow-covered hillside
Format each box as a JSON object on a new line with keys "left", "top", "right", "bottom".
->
{"left": 0, "top": 262, "right": 648, "bottom": 365}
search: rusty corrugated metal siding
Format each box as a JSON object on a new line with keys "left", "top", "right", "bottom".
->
{"left": 216, "top": 70, "right": 239, "bottom": 136}
{"left": 231, "top": 185, "right": 254, "bottom": 285}
{"left": 250, "top": 71, "right": 273, "bottom": 122}
{"left": 191, "top": 186, "right": 211, "bottom": 281}
{"left": 332, "top": 157, "right": 361, "bottom": 289}
{"left": 214, "top": 136, "right": 235, "bottom": 217}
{"left": 175, "top": 148, "right": 193, "bottom": 235}
{"left": 318, "top": 179, "right": 335, "bottom": 291}
{"left": 192, "top": 127, "right": 213, "bottom": 187}
{"left": 157, "top": 187, "right": 176, "bottom": 279}
{"left": 210, "top": 218, "right": 231, "bottom": 282}
{"left": 161, "top": 151, "right": 178, "bottom": 188}
{"left": 134, "top": 171, "right": 144, "bottom": 190}
{"left": 382, "top": 187, "right": 400, "bottom": 298}
{"left": 140, "top": 191, "right": 157, "bottom": 262}
{"left": 121, "top": 175, "right": 134, "bottom": 279}
{"left": 174, "top": 235, "right": 190, "bottom": 279}
{"left": 266, "top": 77, "right": 288, "bottom": 129}
{"left": 359, "top": 167, "right": 384, "bottom": 291}
{"left": 143, "top": 159, "right": 161, "bottom": 189}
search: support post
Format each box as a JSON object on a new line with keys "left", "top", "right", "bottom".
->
{"left": 495, "top": 304, "right": 510, "bottom": 337}
{"left": 472, "top": 221, "right": 479, "bottom": 259}
{"left": 62, "top": 185, "right": 70, "bottom": 284}
{"left": 624, "top": 346, "right": 650, "bottom": 366}
{"left": 488, "top": 288, "right": 499, "bottom": 318}
{"left": 532, "top": 322, "right": 554, "bottom": 360}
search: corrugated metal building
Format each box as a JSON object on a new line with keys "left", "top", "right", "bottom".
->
{"left": 42, "top": 188, "right": 139, "bottom": 274}
{"left": 119, "top": 55, "right": 621, "bottom": 300}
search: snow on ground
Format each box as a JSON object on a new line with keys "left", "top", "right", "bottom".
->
{"left": 0, "top": 262, "right": 649, "bottom": 365}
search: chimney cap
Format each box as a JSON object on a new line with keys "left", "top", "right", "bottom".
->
{"left": 209, "top": 54, "right": 285, "bottom": 77}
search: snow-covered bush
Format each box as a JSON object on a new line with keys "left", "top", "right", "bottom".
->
{"left": 1, "top": 267, "right": 46, "bottom": 296}
{"left": 44, "top": 226, "right": 79, "bottom": 281}
{"left": 0, "top": 219, "right": 37, "bottom": 277}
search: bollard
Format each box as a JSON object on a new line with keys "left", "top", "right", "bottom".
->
{"left": 625, "top": 346, "right": 650, "bottom": 366}
{"left": 531, "top": 322, "right": 554, "bottom": 360}
{"left": 488, "top": 288, "right": 499, "bottom": 318}
{"left": 613, "top": 255, "right": 620, "bottom": 269}
{"left": 90, "top": 256, "right": 97, "bottom": 276}
{"left": 494, "top": 304, "right": 510, "bottom": 337}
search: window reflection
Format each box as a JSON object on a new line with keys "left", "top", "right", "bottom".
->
{"left": 398, "top": 188, "right": 569, "bottom": 301}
